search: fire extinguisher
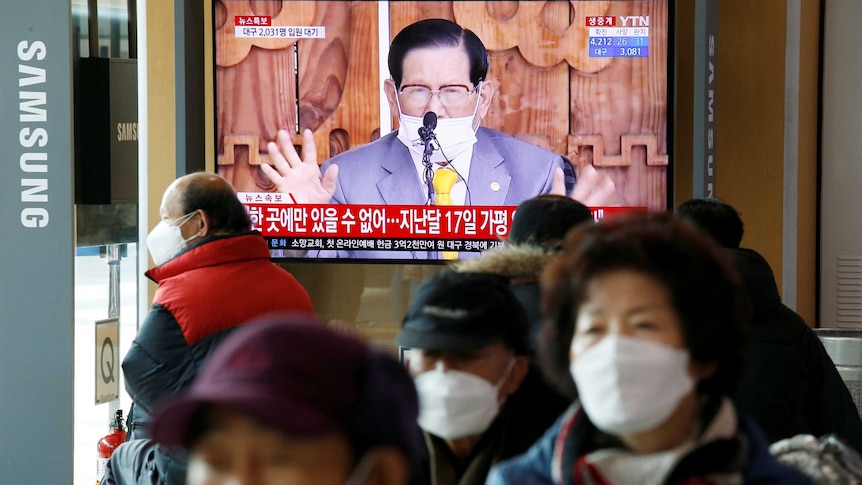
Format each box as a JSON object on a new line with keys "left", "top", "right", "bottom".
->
{"left": 96, "top": 409, "right": 127, "bottom": 485}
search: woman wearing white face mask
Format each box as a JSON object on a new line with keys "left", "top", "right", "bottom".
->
{"left": 487, "top": 213, "right": 815, "bottom": 485}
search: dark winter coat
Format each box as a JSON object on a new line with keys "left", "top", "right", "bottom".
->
{"left": 731, "top": 248, "right": 862, "bottom": 452}
{"left": 487, "top": 398, "right": 815, "bottom": 484}
{"left": 106, "top": 232, "right": 313, "bottom": 485}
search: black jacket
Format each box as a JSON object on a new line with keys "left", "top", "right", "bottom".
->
{"left": 732, "top": 248, "right": 862, "bottom": 452}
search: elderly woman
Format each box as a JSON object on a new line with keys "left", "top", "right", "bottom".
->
{"left": 487, "top": 213, "right": 813, "bottom": 484}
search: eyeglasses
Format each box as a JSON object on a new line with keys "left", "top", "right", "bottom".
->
{"left": 398, "top": 83, "right": 479, "bottom": 108}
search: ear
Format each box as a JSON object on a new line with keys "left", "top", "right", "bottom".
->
{"left": 689, "top": 360, "right": 717, "bottom": 382}
{"left": 475, "top": 78, "right": 495, "bottom": 122}
{"left": 383, "top": 79, "right": 400, "bottom": 123}
{"left": 401, "top": 349, "right": 411, "bottom": 370}
{"left": 359, "top": 446, "right": 409, "bottom": 485}
{"left": 499, "top": 355, "right": 529, "bottom": 400}
{"left": 196, "top": 210, "right": 211, "bottom": 238}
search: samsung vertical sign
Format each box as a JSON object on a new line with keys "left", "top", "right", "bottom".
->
{"left": 694, "top": 0, "right": 718, "bottom": 197}
{"left": 0, "top": 1, "right": 74, "bottom": 483}
{"left": 18, "top": 40, "right": 50, "bottom": 227}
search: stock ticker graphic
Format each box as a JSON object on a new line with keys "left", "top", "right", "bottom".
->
{"left": 587, "top": 15, "right": 650, "bottom": 58}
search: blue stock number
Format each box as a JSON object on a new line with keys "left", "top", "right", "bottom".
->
{"left": 589, "top": 37, "right": 613, "bottom": 46}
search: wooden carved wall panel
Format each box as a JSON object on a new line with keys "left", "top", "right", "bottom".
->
{"left": 454, "top": 1, "right": 612, "bottom": 72}
{"left": 485, "top": 50, "right": 570, "bottom": 157}
{"left": 567, "top": 1, "right": 669, "bottom": 209}
{"left": 216, "top": 46, "right": 297, "bottom": 192}
{"left": 216, "top": 1, "right": 376, "bottom": 192}
{"left": 312, "top": 1, "right": 380, "bottom": 156}
{"left": 569, "top": 134, "right": 668, "bottom": 167}
{"left": 389, "top": 2, "right": 456, "bottom": 33}
{"left": 297, "top": 2, "right": 352, "bottom": 134}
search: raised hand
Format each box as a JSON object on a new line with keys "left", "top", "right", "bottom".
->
{"left": 260, "top": 129, "right": 339, "bottom": 204}
{"left": 552, "top": 164, "right": 618, "bottom": 206}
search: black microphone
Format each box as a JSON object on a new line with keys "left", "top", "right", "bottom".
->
{"left": 418, "top": 111, "right": 437, "bottom": 142}
{"left": 418, "top": 111, "right": 438, "bottom": 204}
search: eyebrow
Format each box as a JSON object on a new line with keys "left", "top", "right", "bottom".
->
{"left": 583, "top": 303, "right": 670, "bottom": 316}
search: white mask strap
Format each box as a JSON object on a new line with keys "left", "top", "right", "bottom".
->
{"left": 176, "top": 211, "right": 202, "bottom": 243}
{"left": 394, "top": 82, "right": 406, "bottom": 118}
{"left": 494, "top": 358, "right": 517, "bottom": 390}
{"left": 471, "top": 81, "right": 484, "bottom": 120}
{"left": 169, "top": 210, "right": 197, "bottom": 226}
{"left": 344, "top": 450, "right": 378, "bottom": 485}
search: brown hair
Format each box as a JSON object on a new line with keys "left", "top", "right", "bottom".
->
{"left": 538, "top": 212, "right": 749, "bottom": 399}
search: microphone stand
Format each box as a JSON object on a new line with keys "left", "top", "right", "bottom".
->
{"left": 422, "top": 139, "right": 434, "bottom": 205}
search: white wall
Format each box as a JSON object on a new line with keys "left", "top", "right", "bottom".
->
{"left": 820, "top": 0, "right": 862, "bottom": 328}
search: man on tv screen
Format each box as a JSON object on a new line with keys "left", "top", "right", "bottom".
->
{"left": 261, "top": 19, "right": 614, "bottom": 215}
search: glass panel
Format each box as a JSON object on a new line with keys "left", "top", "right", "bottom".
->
{"left": 281, "top": 262, "right": 446, "bottom": 354}
{"left": 70, "top": 0, "right": 130, "bottom": 59}
{"left": 74, "top": 244, "right": 138, "bottom": 485}
{"left": 71, "top": 2, "right": 90, "bottom": 58}
{"left": 98, "top": 0, "right": 129, "bottom": 58}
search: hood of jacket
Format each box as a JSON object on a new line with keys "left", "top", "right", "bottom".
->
{"left": 451, "top": 244, "right": 558, "bottom": 279}
{"left": 730, "top": 248, "right": 781, "bottom": 319}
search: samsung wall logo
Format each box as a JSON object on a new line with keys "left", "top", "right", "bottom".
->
{"left": 17, "top": 40, "right": 49, "bottom": 228}
{"left": 117, "top": 122, "right": 137, "bottom": 142}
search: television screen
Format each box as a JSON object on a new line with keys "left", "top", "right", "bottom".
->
{"left": 213, "top": 0, "right": 671, "bottom": 261}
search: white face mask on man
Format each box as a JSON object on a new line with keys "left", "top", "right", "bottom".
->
{"left": 395, "top": 82, "right": 483, "bottom": 163}
{"left": 413, "top": 358, "right": 514, "bottom": 440}
{"left": 146, "top": 211, "right": 199, "bottom": 266}
{"left": 569, "top": 334, "right": 695, "bottom": 435}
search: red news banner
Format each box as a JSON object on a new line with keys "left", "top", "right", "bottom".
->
{"left": 239, "top": 193, "right": 644, "bottom": 254}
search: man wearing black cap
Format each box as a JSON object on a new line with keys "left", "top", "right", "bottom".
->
{"left": 454, "top": 194, "right": 593, "bottom": 351}
{"left": 116, "top": 313, "right": 421, "bottom": 485}
{"left": 396, "top": 270, "right": 568, "bottom": 485}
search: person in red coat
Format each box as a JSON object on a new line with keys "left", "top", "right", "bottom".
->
{"left": 102, "top": 172, "right": 314, "bottom": 485}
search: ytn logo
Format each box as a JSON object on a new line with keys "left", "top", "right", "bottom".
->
{"left": 619, "top": 16, "right": 650, "bottom": 27}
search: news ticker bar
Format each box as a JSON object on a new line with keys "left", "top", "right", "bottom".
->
{"left": 266, "top": 237, "right": 506, "bottom": 254}
{"left": 247, "top": 203, "right": 512, "bottom": 239}
{"left": 238, "top": 197, "right": 645, "bottom": 240}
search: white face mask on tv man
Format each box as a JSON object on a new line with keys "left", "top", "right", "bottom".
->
{"left": 396, "top": 83, "right": 483, "bottom": 164}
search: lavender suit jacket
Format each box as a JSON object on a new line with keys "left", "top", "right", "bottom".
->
{"left": 311, "top": 127, "right": 565, "bottom": 260}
